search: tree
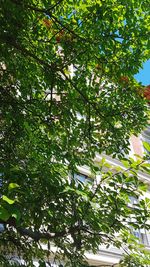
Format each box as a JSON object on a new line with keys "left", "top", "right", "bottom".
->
{"left": 0, "top": 0, "right": 150, "bottom": 266}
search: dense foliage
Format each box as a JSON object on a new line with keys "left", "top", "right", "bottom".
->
{"left": 0, "top": 0, "right": 150, "bottom": 266}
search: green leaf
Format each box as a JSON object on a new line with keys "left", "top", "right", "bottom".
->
{"left": 138, "top": 182, "right": 147, "bottom": 192}
{"left": 0, "top": 206, "right": 10, "bottom": 221}
{"left": 143, "top": 141, "right": 150, "bottom": 152}
{"left": 2, "top": 195, "right": 15, "bottom": 205}
{"left": 8, "top": 183, "right": 20, "bottom": 190}
{"left": 121, "top": 159, "right": 130, "bottom": 168}
{"left": 11, "top": 209, "right": 21, "bottom": 222}
{"left": 1, "top": 0, "right": 150, "bottom": 265}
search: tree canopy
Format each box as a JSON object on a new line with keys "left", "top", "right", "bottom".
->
{"left": 0, "top": 0, "right": 150, "bottom": 266}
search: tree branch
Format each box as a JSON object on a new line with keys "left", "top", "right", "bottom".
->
{"left": 10, "top": 0, "right": 91, "bottom": 43}
{"left": 1, "top": 35, "right": 55, "bottom": 71}
{"left": 60, "top": 70, "right": 114, "bottom": 130}
{"left": 16, "top": 225, "right": 81, "bottom": 242}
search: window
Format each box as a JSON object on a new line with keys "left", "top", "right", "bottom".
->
{"left": 133, "top": 229, "right": 149, "bottom": 246}
{"left": 129, "top": 197, "right": 149, "bottom": 246}
{"left": 73, "top": 173, "right": 88, "bottom": 183}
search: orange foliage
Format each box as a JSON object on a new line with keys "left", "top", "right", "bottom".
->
{"left": 42, "top": 19, "right": 52, "bottom": 28}
{"left": 56, "top": 36, "right": 61, "bottom": 43}
{"left": 95, "top": 64, "right": 102, "bottom": 70}
{"left": 56, "top": 30, "right": 65, "bottom": 43}
{"left": 144, "top": 85, "right": 150, "bottom": 101}
{"left": 119, "top": 76, "right": 129, "bottom": 83}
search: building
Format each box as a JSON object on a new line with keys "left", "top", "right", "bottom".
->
{"left": 76, "top": 129, "right": 150, "bottom": 266}
{"left": 1, "top": 84, "right": 150, "bottom": 267}
{"left": 3, "top": 128, "right": 150, "bottom": 267}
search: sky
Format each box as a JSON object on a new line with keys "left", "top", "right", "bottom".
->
{"left": 134, "top": 60, "right": 150, "bottom": 86}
